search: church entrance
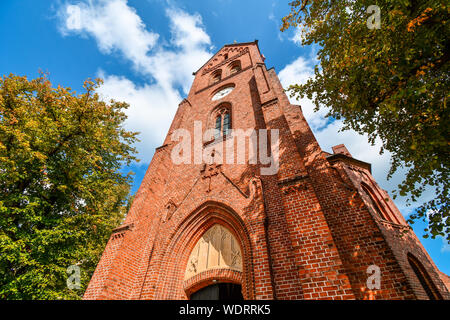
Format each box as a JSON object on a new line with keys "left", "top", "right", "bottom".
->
{"left": 184, "top": 224, "right": 245, "bottom": 299}
{"left": 190, "top": 283, "right": 243, "bottom": 300}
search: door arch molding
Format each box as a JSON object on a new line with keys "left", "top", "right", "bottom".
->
{"left": 154, "top": 201, "right": 255, "bottom": 299}
{"left": 184, "top": 268, "right": 243, "bottom": 298}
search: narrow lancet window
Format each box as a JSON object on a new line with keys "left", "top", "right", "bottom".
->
{"left": 223, "top": 113, "right": 230, "bottom": 136}
{"left": 215, "top": 115, "right": 222, "bottom": 138}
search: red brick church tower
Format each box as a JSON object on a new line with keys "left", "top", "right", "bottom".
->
{"left": 84, "top": 41, "right": 449, "bottom": 300}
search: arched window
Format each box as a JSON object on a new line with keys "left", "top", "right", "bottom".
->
{"left": 211, "top": 70, "right": 222, "bottom": 85}
{"left": 361, "top": 183, "right": 387, "bottom": 220}
{"left": 360, "top": 182, "right": 400, "bottom": 224}
{"left": 210, "top": 104, "right": 232, "bottom": 139}
{"left": 407, "top": 253, "right": 442, "bottom": 300}
{"left": 229, "top": 61, "right": 241, "bottom": 75}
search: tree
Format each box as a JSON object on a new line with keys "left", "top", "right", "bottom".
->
{"left": 281, "top": 0, "right": 449, "bottom": 242}
{"left": 0, "top": 74, "right": 139, "bottom": 299}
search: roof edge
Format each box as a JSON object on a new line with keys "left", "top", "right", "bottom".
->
{"left": 326, "top": 153, "right": 372, "bottom": 174}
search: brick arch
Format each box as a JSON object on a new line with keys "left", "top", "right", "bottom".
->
{"left": 407, "top": 253, "right": 443, "bottom": 300}
{"left": 360, "top": 182, "right": 393, "bottom": 223}
{"left": 228, "top": 59, "right": 242, "bottom": 75}
{"left": 183, "top": 268, "right": 242, "bottom": 298}
{"left": 210, "top": 69, "right": 222, "bottom": 85}
{"left": 153, "top": 201, "right": 255, "bottom": 299}
{"left": 359, "top": 171, "right": 402, "bottom": 224}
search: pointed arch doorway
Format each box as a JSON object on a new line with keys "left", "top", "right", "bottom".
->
{"left": 184, "top": 224, "right": 244, "bottom": 300}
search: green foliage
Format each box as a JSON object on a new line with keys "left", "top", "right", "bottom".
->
{"left": 0, "top": 74, "right": 139, "bottom": 299}
{"left": 281, "top": 1, "right": 449, "bottom": 242}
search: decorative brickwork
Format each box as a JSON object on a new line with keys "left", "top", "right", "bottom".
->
{"left": 84, "top": 41, "right": 449, "bottom": 300}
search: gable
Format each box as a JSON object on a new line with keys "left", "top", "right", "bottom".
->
{"left": 202, "top": 46, "right": 249, "bottom": 75}
{"left": 194, "top": 41, "right": 258, "bottom": 75}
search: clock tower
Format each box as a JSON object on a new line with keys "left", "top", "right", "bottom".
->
{"left": 84, "top": 41, "right": 449, "bottom": 300}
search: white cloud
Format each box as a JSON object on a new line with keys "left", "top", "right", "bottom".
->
{"left": 96, "top": 73, "right": 181, "bottom": 161}
{"left": 168, "top": 8, "right": 210, "bottom": 50}
{"left": 278, "top": 56, "right": 329, "bottom": 130}
{"left": 278, "top": 56, "right": 313, "bottom": 87}
{"left": 147, "top": 8, "right": 212, "bottom": 93}
{"left": 278, "top": 54, "right": 435, "bottom": 216}
{"left": 57, "top": 1, "right": 213, "bottom": 161}
{"left": 441, "top": 238, "right": 450, "bottom": 253}
{"left": 290, "top": 28, "right": 305, "bottom": 46}
{"left": 59, "top": 0, "right": 159, "bottom": 72}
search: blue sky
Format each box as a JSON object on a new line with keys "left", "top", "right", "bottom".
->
{"left": 1, "top": 0, "right": 448, "bottom": 274}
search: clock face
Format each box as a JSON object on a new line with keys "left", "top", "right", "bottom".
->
{"left": 212, "top": 86, "right": 234, "bottom": 101}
